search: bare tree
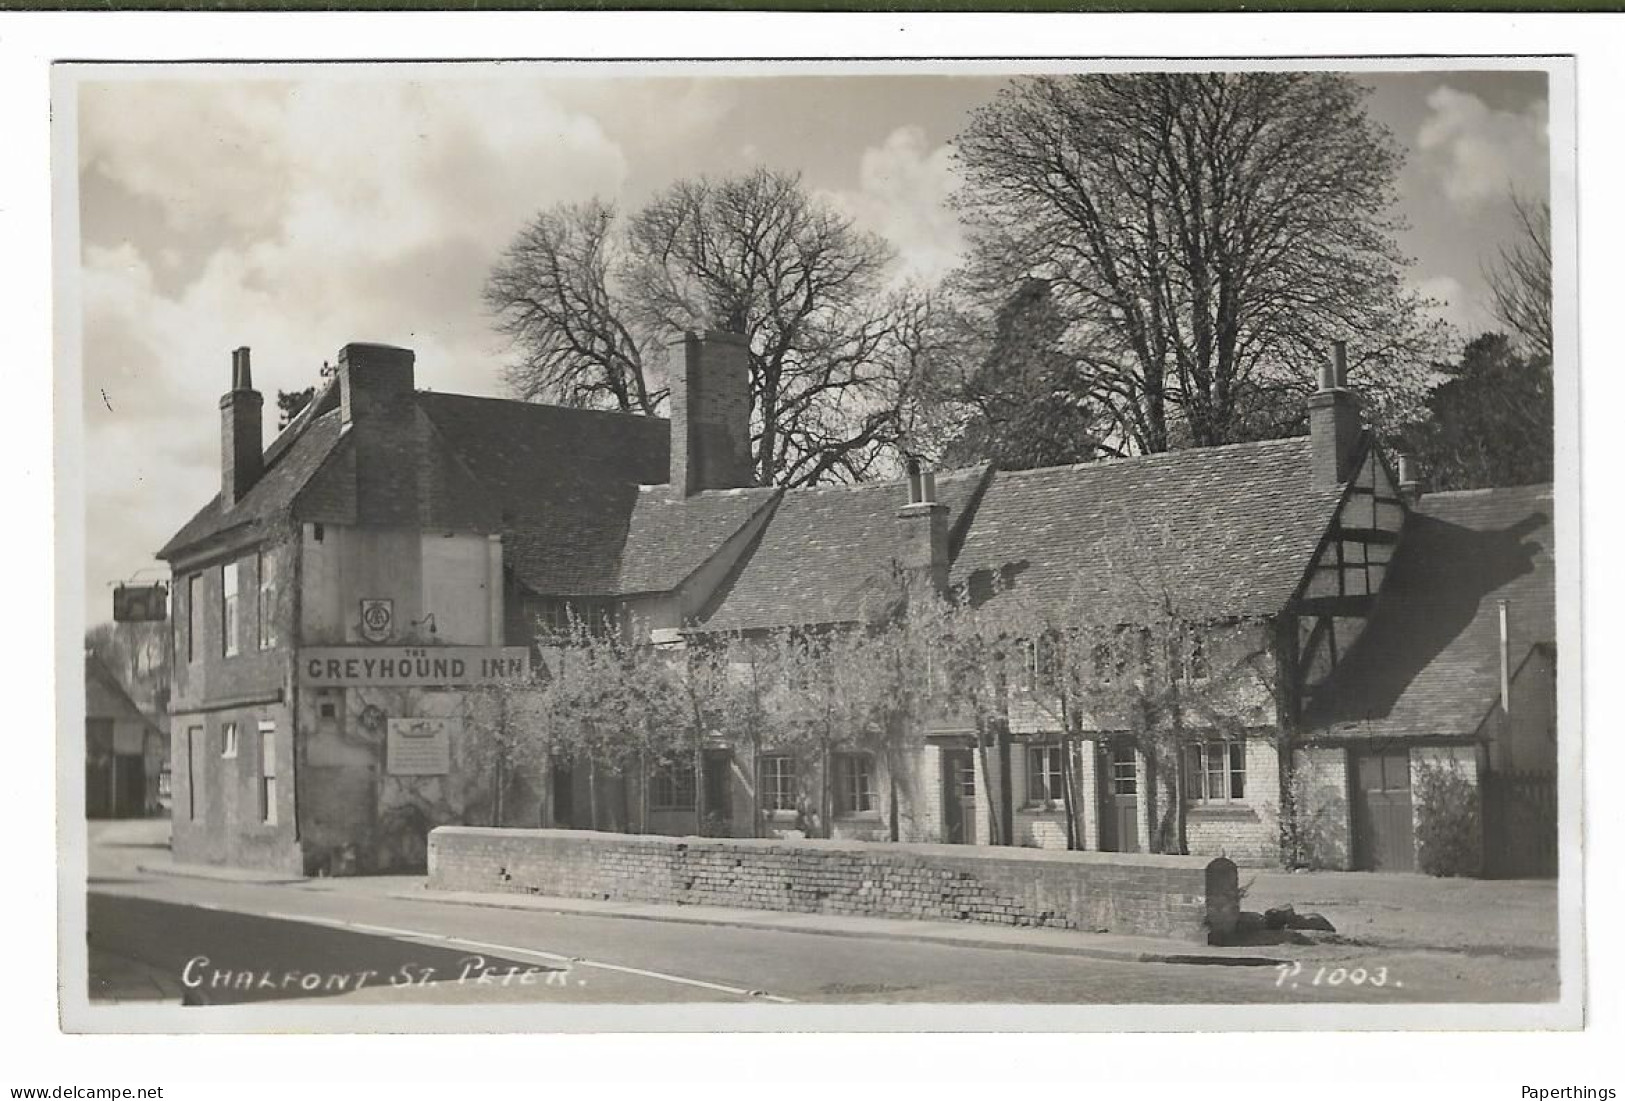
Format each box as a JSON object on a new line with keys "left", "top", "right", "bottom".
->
{"left": 488, "top": 172, "right": 919, "bottom": 486}
{"left": 486, "top": 199, "right": 662, "bottom": 415}
{"left": 954, "top": 72, "right": 1447, "bottom": 455}
{"left": 624, "top": 169, "right": 907, "bottom": 486}
{"left": 1485, "top": 193, "right": 1553, "bottom": 360}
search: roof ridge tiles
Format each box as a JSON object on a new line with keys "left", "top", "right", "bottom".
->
{"left": 987, "top": 434, "right": 1310, "bottom": 480}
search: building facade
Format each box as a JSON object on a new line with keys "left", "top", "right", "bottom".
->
{"left": 160, "top": 334, "right": 1554, "bottom": 876}
{"left": 85, "top": 652, "right": 168, "bottom": 819}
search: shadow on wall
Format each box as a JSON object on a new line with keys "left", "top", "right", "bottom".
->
{"left": 1307, "top": 511, "right": 1548, "bottom": 727}
{"left": 962, "top": 561, "right": 1033, "bottom": 607}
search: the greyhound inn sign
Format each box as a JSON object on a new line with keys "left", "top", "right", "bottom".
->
{"left": 298, "top": 646, "right": 530, "bottom": 687}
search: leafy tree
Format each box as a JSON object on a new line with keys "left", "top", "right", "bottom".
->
{"left": 458, "top": 677, "right": 550, "bottom": 828}
{"left": 1485, "top": 193, "right": 1553, "bottom": 361}
{"left": 487, "top": 169, "right": 920, "bottom": 487}
{"left": 941, "top": 279, "right": 1112, "bottom": 470}
{"left": 1401, "top": 333, "right": 1553, "bottom": 491}
{"left": 953, "top": 72, "right": 1446, "bottom": 456}
{"left": 276, "top": 386, "right": 316, "bottom": 431}
{"left": 85, "top": 621, "right": 170, "bottom": 720}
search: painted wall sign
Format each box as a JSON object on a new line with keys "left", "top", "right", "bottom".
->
{"left": 387, "top": 717, "right": 455, "bottom": 776}
{"left": 297, "top": 646, "right": 529, "bottom": 687}
{"left": 359, "top": 598, "right": 395, "bottom": 643}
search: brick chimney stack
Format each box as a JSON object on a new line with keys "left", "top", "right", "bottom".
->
{"left": 220, "top": 346, "right": 264, "bottom": 509}
{"left": 1308, "top": 341, "right": 1364, "bottom": 488}
{"left": 337, "top": 342, "right": 419, "bottom": 526}
{"left": 897, "top": 458, "right": 949, "bottom": 597}
{"left": 338, "top": 342, "right": 416, "bottom": 428}
{"left": 669, "top": 330, "right": 753, "bottom": 495}
{"left": 1397, "top": 453, "right": 1423, "bottom": 505}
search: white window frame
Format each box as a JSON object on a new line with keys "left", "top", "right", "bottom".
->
{"left": 1027, "top": 744, "right": 1065, "bottom": 808}
{"left": 758, "top": 754, "right": 797, "bottom": 813}
{"left": 1187, "top": 739, "right": 1246, "bottom": 805}
{"left": 221, "top": 720, "right": 238, "bottom": 760}
{"left": 221, "top": 561, "right": 240, "bottom": 658}
{"left": 257, "top": 550, "right": 277, "bottom": 650}
{"left": 259, "top": 720, "right": 277, "bottom": 825}
{"left": 834, "top": 752, "right": 875, "bottom": 816}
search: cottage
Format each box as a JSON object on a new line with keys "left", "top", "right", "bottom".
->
{"left": 158, "top": 332, "right": 1553, "bottom": 876}
{"left": 85, "top": 652, "right": 167, "bottom": 819}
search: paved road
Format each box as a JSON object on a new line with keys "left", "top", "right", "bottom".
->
{"left": 82, "top": 820, "right": 1555, "bottom": 1007}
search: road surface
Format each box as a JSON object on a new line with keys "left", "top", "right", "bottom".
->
{"left": 83, "top": 822, "right": 1552, "bottom": 1006}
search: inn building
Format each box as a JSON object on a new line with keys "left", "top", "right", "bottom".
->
{"left": 159, "top": 335, "right": 1555, "bottom": 876}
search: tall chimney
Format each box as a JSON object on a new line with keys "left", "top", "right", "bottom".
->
{"left": 220, "top": 346, "right": 264, "bottom": 509}
{"left": 1308, "top": 341, "right": 1364, "bottom": 488}
{"left": 1397, "top": 453, "right": 1423, "bottom": 505}
{"left": 669, "top": 330, "right": 753, "bottom": 496}
{"left": 337, "top": 343, "right": 418, "bottom": 526}
{"left": 897, "top": 458, "right": 949, "bottom": 597}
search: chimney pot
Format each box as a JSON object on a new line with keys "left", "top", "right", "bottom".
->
{"left": 1398, "top": 453, "right": 1422, "bottom": 504}
{"left": 897, "top": 462, "right": 948, "bottom": 598}
{"left": 220, "top": 346, "right": 264, "bottom": 508}
{"left": 231, "top": 346, "right": 253, "bottom": 391}
{"left": 1308, "top": 344, "right": 1363, "bottom": 488}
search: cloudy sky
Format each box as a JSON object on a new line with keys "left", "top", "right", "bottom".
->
{"left": 68, "top": 64, "right": 1552, "bottom": 612}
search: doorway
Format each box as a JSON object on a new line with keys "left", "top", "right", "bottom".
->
{"left": 1353, "top": 749, "right": 1415, "bottom": 872}
{"left": 549, "top": 760, "right": 576, "bottom": 828}
{"left": 941, "top": 747, "right": 977, "bottom": 844}
{"left": 1099, "top": 742, "right": 1140, "bottom": 853}
{"left": 701, "top": 748, "right": 734, "bottom": 835}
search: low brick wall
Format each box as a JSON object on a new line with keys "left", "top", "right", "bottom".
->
{"left": 427, "top": 828, "right": 1239, "bottom": 944}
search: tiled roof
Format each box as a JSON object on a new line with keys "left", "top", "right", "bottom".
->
{"left": 157, "top": 384, "right": 347, "bottom": 561}
{"left": 951, "top": 437, "right": 1346, "bottom": 624}
{"left": 1303, "top": 484, "right": 1556, "bottom": 741}
{"left": 698, "top": 466, "right": 992, "bottom": 632}
{"left": 84, "top": 653, "right": 162, "bottom": 733}
{"left": 416, "top": 393, "right": 668, "bottom": 596}
{"left": 158, "top": 383, "right": 673, "bottom": 593}
{"left": 615, "top": 485, "right": 782, "bottom": 595}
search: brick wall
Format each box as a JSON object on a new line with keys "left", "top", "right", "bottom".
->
{"left": 428, "top": 828, "right": 1240, "bottom": 944}
{"left": 1184, "top": 737, "right": 1281, "bottom": 867}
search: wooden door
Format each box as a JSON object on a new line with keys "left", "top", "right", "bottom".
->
{"left": 1099, "top": 743, "right": 1140, "bottom": 852}
{"left": 549, "top": 760, "right": 575, "bottom": 828}
{"left": 941, "top": 748, "right": 976, "bottom": 844}
{"left": 1354, "top": 750, "right": 1415, "bottom": 872}
{"left": 115, "top": 753, "right": 146, "bottom": 817}
{"left": 702, "top": 749, "right": 733, "bottom": 834}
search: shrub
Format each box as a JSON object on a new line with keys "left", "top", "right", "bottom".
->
{"left": 1276, "top": 768, "right": 1346, "bottom": 870}
{"left": 1414, "top": 759, "right": 1482, "bottom": 877}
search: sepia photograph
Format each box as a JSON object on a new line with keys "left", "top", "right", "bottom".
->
{"left": 53, "top": 53, "right": 1576, "bottom": 1032}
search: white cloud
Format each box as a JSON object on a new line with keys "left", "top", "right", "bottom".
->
{"left": 1411, "top": 273, "right": 1475, "bottom": 336}
{"left": 825, "top": 125, "right": 965, "bottom": 287}
{"left": 1417, "top": 86, "right": 1549, "bottom": 207}
{"left": 75, "top": 73, "right": 635, "bottom": 600}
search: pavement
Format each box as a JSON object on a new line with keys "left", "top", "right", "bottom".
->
{"left": 81, "top": 818, "right": 1562, "bottom": 1007}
